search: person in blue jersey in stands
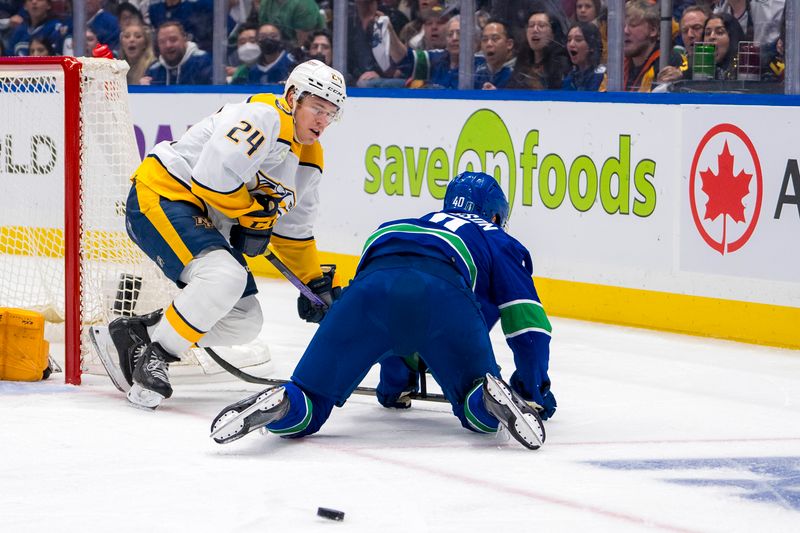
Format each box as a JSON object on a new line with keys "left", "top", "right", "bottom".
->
{"left": 143, "top": 20, "right": 211, "bottom": 85}
{"left": 7, "top": 0, "right": 64, "bottom": 55}
{"left": 211, "top": 171, "right": 557, "bottom": 451}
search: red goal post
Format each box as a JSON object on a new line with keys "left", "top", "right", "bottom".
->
{"left": 0, "top": 57, "right": 173, "bottom": 384}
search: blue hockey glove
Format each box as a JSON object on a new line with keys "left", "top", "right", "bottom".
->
{"left": 297, "top": 265, "right": 342, "bottom": 323}
{"left": 230, "top": 195, "right": 279, "bottom": 257}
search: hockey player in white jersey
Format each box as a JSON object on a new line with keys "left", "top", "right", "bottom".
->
{"left": 97, "top": 60, "right": 347, "bottom": 409}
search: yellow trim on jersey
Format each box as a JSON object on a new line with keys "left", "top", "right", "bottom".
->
{"left": 134, "top": 181, "right": 194, "bottom": 266}
{"left": 299, "top": 142, "right": 324, "bottom": 171}
{"left": 190, "top": 178, "right": 261, "bottom": 220}
{"left": 132, "top": 156, "right": 205, "bottom": 211}
{"left": 248, "top": 93, "right": 301, "bottom": 156}
{"left": 165, "top": 304, "right": 205, "bottom": 344}
{"left": 269, "top": 235, "right": 323, "bottom": 284}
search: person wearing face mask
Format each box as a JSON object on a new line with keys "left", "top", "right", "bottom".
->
{"left": 226, "top": 23, "right": 259, "bottom": 78}
{"left": 230, "top": 23, "right": 298, "bottom": 85}
{"left": 91, "top": 60, "right": 348, "bottom": 410}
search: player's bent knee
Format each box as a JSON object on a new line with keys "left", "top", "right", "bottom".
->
{"left": 193, "top": 248, "right": 249, "bottom": 296}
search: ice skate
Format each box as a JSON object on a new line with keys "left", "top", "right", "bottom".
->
{"left": 88, "top": 325, "right": 130, "bottom": 393}
{"left": 127, "top": 342, "right": 179, "bottom": 410}
{"left": 108, "top": 309, "right": 163, "bottom": 387}
{"left": 482, "top": 373, "right": 545, "bottom": 450}
{"left": 210, "top": 387, "right": 290, "bottom": 444}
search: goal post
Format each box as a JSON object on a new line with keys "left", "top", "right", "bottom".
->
{"left": 0, "top": 56, "right": 174, "bottom": 385}
{"left": 0, "top": 56, "right": 271, "bottom": 386}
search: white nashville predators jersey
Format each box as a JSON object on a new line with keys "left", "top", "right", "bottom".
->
{"left": 141, "top": 93, "right": 323, "bottom": 242}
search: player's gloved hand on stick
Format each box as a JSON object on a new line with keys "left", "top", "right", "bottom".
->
{"left": 298, "top": 265, "right": 342, "bottom": 323}
{"left": 230, "top": 195, "right": 279, "bottom": 257}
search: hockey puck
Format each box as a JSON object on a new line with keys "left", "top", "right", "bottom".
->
{"left": 317, "top": 507, "right": 345, "bottom": 521}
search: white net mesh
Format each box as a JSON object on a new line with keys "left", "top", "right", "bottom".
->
{"left": 0, "top": 58, "right": 175, "bottom": 375}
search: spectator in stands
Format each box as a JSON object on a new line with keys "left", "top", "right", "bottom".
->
{"left": 307, "top": 29, "right": 333, "bottom": 65}
{"left": 119, "top": 21, "right": 156, "bottom": 85}
{"left": 658, "top": 5, "right": 709, "bottom": 83}
{"left": 475, "top": 19, "right": 516, "bottom": 89}
{"left": 399, "top": 0, "right": 444, "bottom": 43}
{"left": 765, "top": 22, "right": 784, "bottom": 82}
{"left": 488, "top": 0, "right": 569, "bottom": 42}
{"left": 125, "top": 0, "right": 152, "bottom": 25}
{"left": 392, "top": 13, "right": 483, "bottom": 89}
{"left": 600, "top": 0, "right": 682, "bottom": 92}
{"left": 143, "top": 20, "right": 211, "bottom": 85}
{"left": 87, "top": 0, "right": 121, "bottom": 52}
{"left": 574, "top": 0, "right": 598, "bottom": 23}
{"left": 7, "top": 0, "right": 64, "bottom": 55}
{"left": 117, "top": 1, "right": 145, "bottom": 28}
{"left": 574, "top": 0, "right": 606, "bottom": 61}
{"left": 226, "top": 22, "right": 258, "bottom": 77}
{"left": 406, "top": 4, "right": 449, "bottom": 50}
{"left": 704, "top": 12, "right": 746, "bottom": 81}
{"left": 714, "top": 0, "right": 784, "bottom": 63}
{"left": 148, "top": 0, "right": 213, "bottom": 53}
{"left": 562, "top": 21, "right": 604, "bottom": 90}
{"left": 347, "top": 0, "right": 405, "bottom": 87}
{"left": 85, "top": 27, "right": 99, "bottom": 54}
{"left": 27, "top": 33, "right": 55, "bottom": 55}
{"left": 507, "top": 7, "right": 570, "bottom": 89}
{"left": 230, "top": 23, "right": 297, "bottom": 84}
{"left": 379, "top": 0, "right": 410, "bottom": 34}
{"left": 0, "top": 0, "right": 25, "bottom": 42}
{"left": 258, "top": 0, "right": 325, "bottom": 47}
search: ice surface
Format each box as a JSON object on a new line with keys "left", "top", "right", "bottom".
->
{"left": 2, "top": 278, "right": 799, "bottom": 532}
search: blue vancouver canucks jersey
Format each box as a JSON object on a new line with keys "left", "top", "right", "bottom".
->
{"left": 357, "top": 210, "right": 553, "bottom": 402}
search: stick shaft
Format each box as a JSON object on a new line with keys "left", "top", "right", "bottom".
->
{"left": 264, "top": 250, "right": 327, "bottom": 308}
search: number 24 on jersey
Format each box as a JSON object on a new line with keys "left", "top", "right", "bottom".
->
{"left": 226, "top": 120, "right": 265, "bottom": 157}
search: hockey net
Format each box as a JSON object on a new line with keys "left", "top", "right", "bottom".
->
{"left": 0, "top": 57, "right": 270, "bottom": 385}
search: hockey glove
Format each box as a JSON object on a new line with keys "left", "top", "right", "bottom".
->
{"left": 230, "top": 195, "right": 279, "bottom": 257}
{"left": 297, "top": 265, "right": 342, "bottom": 323}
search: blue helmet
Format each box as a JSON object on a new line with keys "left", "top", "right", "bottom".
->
{"left": 443, "top": 172, "right": 509, "bottom": 227}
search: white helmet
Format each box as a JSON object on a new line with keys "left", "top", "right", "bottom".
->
{"left": 284, "top": 60, "right": 347, "bottom": 120}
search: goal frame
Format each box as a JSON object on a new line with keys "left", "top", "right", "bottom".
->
{"left": 0, "top": 56, "right": 84, "bottom": 385}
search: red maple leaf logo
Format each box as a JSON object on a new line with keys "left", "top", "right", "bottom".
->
{"left": 699, "top": 141, "right": 752, "bottom": 253}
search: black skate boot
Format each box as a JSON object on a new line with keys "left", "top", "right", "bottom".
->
{"left": 482, "top": 373, "right": 546, "bottom": 450}
{"left": 108, "top": 309, "right": 163, "bottom": 386}
{"left": 210, "top": 386, "right": 290, "bottom": 444}
{"left": 127, "top": 342, "right": 180, "bottom": 410}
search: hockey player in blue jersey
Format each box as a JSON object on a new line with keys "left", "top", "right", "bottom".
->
{"left": 210, "top": 171, "right": 556, "bottom": 450}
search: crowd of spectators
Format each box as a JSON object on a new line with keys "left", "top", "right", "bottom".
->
{"left": 0, "top": 0, "right": 787, "bottom": 91}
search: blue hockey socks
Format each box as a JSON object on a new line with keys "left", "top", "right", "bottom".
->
{"left": 463, "top": 380, "right": 499, "bottom": 433}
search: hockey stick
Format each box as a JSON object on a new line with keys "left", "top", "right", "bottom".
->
{"left": 263, "top": 249, "right": 433, "bottom": 400}
{"left": 203, "top": 347, "right": 448, "bottom": 403}
{"left": 264, "top": 250, "right": 327, "bottom": 308}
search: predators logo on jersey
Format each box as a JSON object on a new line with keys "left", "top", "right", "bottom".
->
{"left": 254, "top": 171, "right": 296, "bottom": 215}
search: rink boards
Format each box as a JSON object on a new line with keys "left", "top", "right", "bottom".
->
{"left": 124, "top": 89, "right": 800, "bottom": 348}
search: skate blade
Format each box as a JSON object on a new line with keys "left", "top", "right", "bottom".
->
{"left": 210, "top": 387, "right": 285, "bottom": 444}
{"left": 485, "top": 374, "right": 545, "bottom": 450}
{"left": 127, "top": 383, "right": 165, "bottom": 410}
{"left": 89, "top": 326, "right": 131, "bottom": 393}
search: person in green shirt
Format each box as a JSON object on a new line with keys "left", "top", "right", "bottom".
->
{"left": 258, "top": 0, "right": 326, "bottom": 46}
